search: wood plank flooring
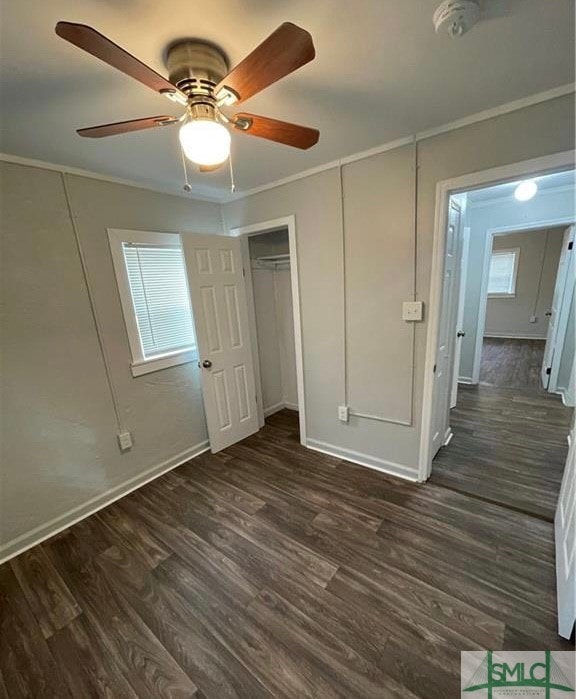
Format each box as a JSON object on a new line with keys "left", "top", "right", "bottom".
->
{"left": 433, "top": 338, "right": 572, "bottom": 520}
{"left": 479, "top": 337, "right": 546, "bottom": 391}
{"left": 1, "top": 410, "right": 573, "bottom": 698}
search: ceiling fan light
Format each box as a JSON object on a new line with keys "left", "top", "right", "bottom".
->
{"left": 514, "top": 180, "right": 538, "bottom": 201}
{"left": 179, "top": 119, "right": 231, "bottom": 166}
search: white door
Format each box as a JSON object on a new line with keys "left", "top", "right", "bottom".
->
{"left": 542, "top": 225, "right": 575, "bottom": 388}
{"left": 555, "top": 420, "right": 576, "bottom": 639}
{"left": 431, "top": 199, "right": 463, "bottom": 457}
{"left": 182, "top": 234, "right": 259, "bottom": 452}
{"left": 451, "top": 226, "right": 470, "bottom": 408}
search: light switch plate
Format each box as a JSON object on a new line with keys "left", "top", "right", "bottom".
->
{"left": 338, "top": 405, "right": 349, "bottom": 422}
{"left": 403, "top": 301, "right": 423, "bottom": 321}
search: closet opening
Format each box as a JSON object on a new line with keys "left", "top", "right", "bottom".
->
{"left": 248, "top": 227, "right": 299, "bottom": 421}
{"left": 232, "top": 216, "right": 306, "bottom": 444}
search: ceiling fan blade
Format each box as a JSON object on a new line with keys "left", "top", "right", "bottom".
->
{"left": 233, "top": 113, "right": 319, "bottom": 149}
{"left": 55, "top": 22, "right": 186, "bottom": 101}
{"left": 215, "top": 23, "right": 315, "bottom": 105}
{"left": 77, "top": 116, "right": 178, "bottom": 138}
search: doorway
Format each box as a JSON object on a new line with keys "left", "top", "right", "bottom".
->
{"left": 421, "top": 155, "right": 575, "bottom": 506}
{"left": 248, "top": 228, "right": 299, "bottom": 417}
{"left": 232, "top": 215, "right": 307, "bottom": 445}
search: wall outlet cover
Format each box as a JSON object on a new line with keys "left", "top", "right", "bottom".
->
{"left": 529, "top": 315, "right": 537, "bottom": 323}
{"left": 338, "top": 405, "right": 349, "bottom": 422}
{"left": 117, "top": 431, "right": 133, "bottom": 451}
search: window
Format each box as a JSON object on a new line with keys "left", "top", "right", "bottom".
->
{"left": 487, "top": 248, "right": 520, "bottom": 297}
{"left": 108, "top": 229, "right": 197, "bottom": 376}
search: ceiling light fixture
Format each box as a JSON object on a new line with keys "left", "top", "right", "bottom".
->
{"left": 54, "top": 22, "right": 320, "bottom": 188}
{"left": 514, "top": 180, "right": 538, "bottom": 202}
{"left": 179, "top": 119, "right": 231, "bottom": 167}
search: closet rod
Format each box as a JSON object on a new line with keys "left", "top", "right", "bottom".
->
{"left": 255, "top": 253, "right": 291, "bottom": 262}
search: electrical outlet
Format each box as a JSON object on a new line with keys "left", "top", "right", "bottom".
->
{"left": 402, "top": 301, "right": 424, "bottom": 321}
{"left": 529, "top": 315, "right": 537, "bottom": 324}
{"left": 117, "top": 431, "right": 133, "bottom": 451}
{"left": 338, "top": 405, "right": 349, "bottom": 422}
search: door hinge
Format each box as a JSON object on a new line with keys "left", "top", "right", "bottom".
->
{"left": 546, "top": 367, "right": 551, "bottom": 375}
{"left": 433, "top": 364, "right": 437, "bottom": 374}
{"left": 568, "top": 241, "right": 573, "bottom": 251}
{"left": 243, "top": 267, "right": 246, "bottom": 277}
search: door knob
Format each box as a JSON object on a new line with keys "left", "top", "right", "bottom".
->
{"left": 202, "top": 359, "right": 212, "bottom": 368}
{"left": 457, "top": 331, "right": 466, "bottom": 338}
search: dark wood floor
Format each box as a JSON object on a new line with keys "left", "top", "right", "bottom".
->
{"left": 479, "top": 337, "right": 546, "bottom": 390}
{"left": 433, "top": 338, "right": 572, "bottom": 521}
{"left": 2, "top": 410, "right": 573, "bottom": 698}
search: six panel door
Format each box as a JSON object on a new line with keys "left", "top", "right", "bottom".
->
{"left": 182, "top": 233, "right": 259, "bottom": 452}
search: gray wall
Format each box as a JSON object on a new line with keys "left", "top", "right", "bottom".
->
{"left": 485, "top": 227, "right": 564, "bottom": 338}
{"left": 0, "top": 163, "right": 223, "bottom": 556}
{"left": 224, "top": 94, "right": 575, "bottom": 476}
{"left": 459, "top": 188, "right": 575, "bottom": 379}
{"left": 2, "top": 93, "right": 574, "bottom": 556}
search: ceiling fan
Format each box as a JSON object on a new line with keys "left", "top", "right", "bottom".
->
{"left": 55, "top": 21, "right": 319, "bottom": 174}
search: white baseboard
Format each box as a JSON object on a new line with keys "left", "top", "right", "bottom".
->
{"left": 263, "top": 401, "right": 286, "bottom": 417}
{"left": 483, "top": 333, "right": 547, "bottom": 340}
{"left": 0, "top": 439, "right": 210, "bottom": 565}
{"left": 263, "top": 401, "right": 299, "bottom": 417}
{"left": 458, "top": 377, "right": 475, "bottom": 384}
{"left": 306, "top": 438, "right": 418, "bottom": 482}
{"left": 558, "top": 388, "right": 573, "bottom": 407}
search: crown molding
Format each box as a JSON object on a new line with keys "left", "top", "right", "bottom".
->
{"left": 0, "top": 152, "right": 223, "bottom": 203}
{"left": 223, "top": 82, "right": 575, "bottom": 203}
{"left": 2, "top": 83, "right": 573, "bottom": 206}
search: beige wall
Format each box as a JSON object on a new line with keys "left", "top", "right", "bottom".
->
{"left": 224, "top": 94, "right": 575, "bottom": 476}
{"left": 0, "top": 163, "right": 223, "bottom": 556}
{"left": 486, "top": 227, "right": 564, "bottom": 338}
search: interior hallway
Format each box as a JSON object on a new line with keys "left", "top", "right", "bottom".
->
{"left": 1, "top": 409, "right": 573, "bottom": 699}
{"left": 431, "top": 337, "right": 572, "bottom": 520}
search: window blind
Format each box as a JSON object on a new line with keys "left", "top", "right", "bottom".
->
{"left": 122, "top": 243, "right": 196, "bottom": 358}
{"left": 488, "top": 251, "right": 517, "bottom": 295}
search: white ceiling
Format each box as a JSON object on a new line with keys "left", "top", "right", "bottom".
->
{"left": 1, "top": 0, "right": 574, "bottom": 200}
{"left": 467, "top": 169, "right": 576, "bottom": 203}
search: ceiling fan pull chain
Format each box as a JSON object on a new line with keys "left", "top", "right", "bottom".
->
{"left": 229, "top": 147, "right": 236, "bottom": 193}
{"left": 179, "top": 140, "right": 192, "bottom": 192}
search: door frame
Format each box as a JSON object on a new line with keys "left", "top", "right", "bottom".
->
{"left": 419, "top": 149, "right": 575, "bottom": 481}
{"left": 542, "top": 225, "right": 575, "bottom": 394}
{"left": 450, "top": 225, "right": 471, "bottom": 408}
{"left": 471, "top": 218, "right": 574, "bottom": 384}
{"left": 230, "top": 215, "right": 307, "bottom": 445}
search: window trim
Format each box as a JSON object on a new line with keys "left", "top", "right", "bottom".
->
{"left": 487, "top": 247, "right": 520, "bottom": 298}
{"left": 108, "top": 228, "right": 197, "bottom": 377}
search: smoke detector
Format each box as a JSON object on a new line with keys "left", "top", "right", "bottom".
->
{"left": 433, "top": 0, "right": 481, "bottom": 37}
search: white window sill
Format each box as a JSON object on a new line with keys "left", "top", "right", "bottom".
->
{"left": 131, "top": 348, "right": 198, "bottom": 377}
{"left": 488, "top": 293, "right": 516, "bottom": 299}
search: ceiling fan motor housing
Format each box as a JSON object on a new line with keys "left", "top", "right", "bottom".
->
{"left": 165, "top": 40, "right": 229, "bottom": 97}
{"left": 433, "top": 0, "right": 480, "bottom": 37}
